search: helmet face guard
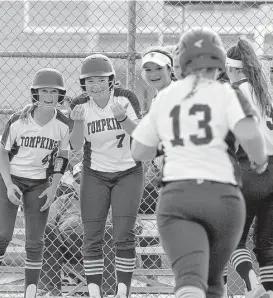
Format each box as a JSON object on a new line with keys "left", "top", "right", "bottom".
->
{"left": 175, "top": 27, "right": 226, "bottom": 75}
{"left": 31, "top": 68, "right": 66, "bottom": 104}
{"left": 80, "top": 54, "right": 116, "bottom": 91}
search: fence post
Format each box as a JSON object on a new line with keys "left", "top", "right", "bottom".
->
{"left": 127, "top": 0, "right": 137, "bottom": 93}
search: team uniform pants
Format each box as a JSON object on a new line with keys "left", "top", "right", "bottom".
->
{"left": 231, "top": 157, "right": 273, "bottom": 289}
{"left": 0, "top": 174, "right": 49, "bottom": 295}
{"left": 80, "top": 163, "right": 144, "bottom": 296}
{"left": 157, "top": 180, "right": 245, "bottom": 298}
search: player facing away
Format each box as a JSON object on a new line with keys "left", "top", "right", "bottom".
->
{"left": 225, "top": 37, "right": 273, "bottom": 298}
{"left": 0, "top": 68, "right": 73, "bottom": 298}
{"left": 69, "top": 54, "right": 144, "bottom": 298}
{"left": 131, "top": 27, "right": 268, "bottom": 298}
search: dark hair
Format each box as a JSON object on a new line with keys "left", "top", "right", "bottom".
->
{"left": 217, "top": 71, "right": 230, "bottom": 84}
{"left": 227, "top": 37, "right": 271, "bottom": 115}
{"left": 142, "top": 46, "right": 177, "bottom": 81}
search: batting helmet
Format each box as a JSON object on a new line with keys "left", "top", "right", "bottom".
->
{"left": 31, "top": 68, "right": 66, "bottom": 103}
{"left": 80, "top": 54, "right": 116, "bottom": 91}
{"left": 175, "top": 27, "right": 226, "bottom": 74}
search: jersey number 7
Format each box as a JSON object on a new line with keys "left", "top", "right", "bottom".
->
{"left": 170, "top": 104, "right": 213, "bottom": 146}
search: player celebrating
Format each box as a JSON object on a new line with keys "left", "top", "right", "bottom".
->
{"left": 0, "top": 68, "right": 73, "bottom": 298}
{"left": 131, "top": 27, "right": 268, "bottom": 298}
{"left": 225, "top": 37, "right": 273, "bottom": 297}
{"left": 69, "top": 54, "right": 144, "bottom": 298}
{"left": 141, "top": 46, "right": 176, "bottom": 98}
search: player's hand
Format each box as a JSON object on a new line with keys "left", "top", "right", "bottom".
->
{"left": 111, "top": 102, "right": 129, "bottom": 122}
{"left": 6, "top": 183, "right": 23, "bottom": 206}
{"left": 250, "top": 158, "right": 268, "bottom": 174}
{"left": 69, "top": 105, "right": 85, "bottom": 121}
{"left": 39, "top": 185, "right": 57, "bottom": 212}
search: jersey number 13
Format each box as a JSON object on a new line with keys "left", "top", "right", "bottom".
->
{"left": 170, "top": 104, "right": 213, "bottom": 146}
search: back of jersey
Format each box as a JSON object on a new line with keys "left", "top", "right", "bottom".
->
{"left": 152, "top": 75, "right": 253, "bottom": 185}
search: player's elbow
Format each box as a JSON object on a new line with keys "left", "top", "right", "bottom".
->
{"left": 131, "top": 140, "right": 156, "bottom": 161}
{"left": 234, "top": 117, "right": 261, "bottom": 142}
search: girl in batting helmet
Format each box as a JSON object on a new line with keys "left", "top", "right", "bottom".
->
{"left": 225, "top": 37, "right": 273, "bottom": 298}
{"left": 132, "top": 27, "right": 268, "bottom": 298}
{"left": 69, "top": 54, "right": 144, "bottom": 298}
{"left": 0, "top": 68, "right": 73, "bottom": 298}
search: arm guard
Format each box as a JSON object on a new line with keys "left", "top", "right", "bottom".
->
{"left": 53, "top": 156, "right": 69, "bottom": 175}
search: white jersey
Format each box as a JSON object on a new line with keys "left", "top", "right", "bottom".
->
{"left": 237, "top": 81, "right": 273, "bottom": 156}
{"left": 71, "top": 88, "right": 141, "bottom": 172}
{"left": 132, "top": 75, "right": 255, "bottom": 185}
{"left": 1, "top": 109, "right": 72, "bottom": 179}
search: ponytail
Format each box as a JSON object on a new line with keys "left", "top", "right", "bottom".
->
{"left": 19, "top": 103, "right": 36, "bottom": 122}
{"left": 227, "top": 37, "right": 271, "bottom": 115}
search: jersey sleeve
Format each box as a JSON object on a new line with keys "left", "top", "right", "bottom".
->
{"left": 59, "top": 127, "right": 70, "bottom": 150}
{"left": 1, "top": 114, "right": 19, "bottom": 151}
{"left": 132, "top": 98, "right": 160, "bottom": 147}
{"left": 225, "top": 84, "right": 256, "bottom": 132}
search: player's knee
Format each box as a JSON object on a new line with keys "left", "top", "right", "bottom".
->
{"left": 25, "top": 239, "right": 44, "bottom": 262}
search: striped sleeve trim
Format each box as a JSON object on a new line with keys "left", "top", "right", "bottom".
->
{"left": 70, "top": 93, "right": 89, "bottom": 110}
{"left": 114, "top": 88, "right": 141, "bottom": 118}
{"left": 1, "top": 113, "right": 20, "bottom": 148}
{"left": 232, "top": 85, "right": 255, "bottom": 117}
{"left": 56, "top": 109, "right": 74, "bottom": 133}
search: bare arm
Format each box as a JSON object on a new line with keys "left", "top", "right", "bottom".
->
{"left": 233, "top": 117, "right": 267, "bottom": 166}
{"left": 70, "top": 120, "right": 85, "bottom": 151}
{"left": 0, "top": 144, "right": 13, "bottom": 187}
{"left": 131, "top": 140, "right": 157, "bottom": 161}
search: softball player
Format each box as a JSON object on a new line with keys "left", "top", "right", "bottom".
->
{"left": 225, "top": 37, "right": 273, "bottom": 297}
{"left": 131, "top": 27, "right": 268, "bottom": 298}
{"left": 69, "top": 54, "right": 144, "bottom": 298}
{"left": 0, "top": 68, "right": 73, "bottom": 298}
{"left": 141, "top": 46, "right": 176, "bottom": 96}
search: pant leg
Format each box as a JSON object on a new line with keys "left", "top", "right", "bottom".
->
{"left": 111, "top": 164, "right": 144, "bottom": 296}
{"left": 80, "top": 166, "right": 111, "bottom": 289}
{"left": 157, "top": 180, "right": 245, "bottom": 298}
{"left": 254, "top": 198, "right": 273, "bottom": 290}
{"left": 23, "top": 180, "right": 50, "bottom": 294}
{"left": 39, "top": 223, "right": 63, "bottom": 296}
{"left": 0, "top": 175, "right": 19, "bottom": 263}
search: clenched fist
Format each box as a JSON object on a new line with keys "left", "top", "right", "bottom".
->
{"left": 70, "top": 105, "right": 85, "bottom": 121}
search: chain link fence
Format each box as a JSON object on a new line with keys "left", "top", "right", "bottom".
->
{"left": 0, "top": 0, "right": 272, "bottom": 297}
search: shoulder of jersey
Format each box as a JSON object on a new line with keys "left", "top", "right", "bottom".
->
{"left": 56, "top": 109, "right": 74, "bottom": 133}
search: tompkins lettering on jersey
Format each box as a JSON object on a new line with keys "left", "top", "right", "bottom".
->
{"left": 87, "top": 117, "right": 122, "bottom": 134}
{"left": 20, "top": 136, "right": 58, "bottom": 150}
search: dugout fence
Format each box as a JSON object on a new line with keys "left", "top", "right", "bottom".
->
{"left": 0, "top": 1, "right": 272, "bottom": 297}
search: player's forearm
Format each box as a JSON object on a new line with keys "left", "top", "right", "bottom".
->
{"left": 0, "top": 145, "right": 13, "bottom": 187}
{"left": 70, "top": 120, "right": 85, "bottom": 151}
{"left": 119, "top": 117, "right": 138, "bottom": 135}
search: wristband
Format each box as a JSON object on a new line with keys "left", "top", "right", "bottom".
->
{"left": 119, "top": 116, "right": 128, "bottom": 123}
{"left": 53, "top": 157, "right": 69, "bottom": 175}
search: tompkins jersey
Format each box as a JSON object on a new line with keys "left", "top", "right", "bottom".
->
{"left": 235, "top": 80, "right": 273, "bottom": 156}
{"left": 132, "top": 75, "right": 254, "bottom": 185}
{"left": 71, "top": 88, "right": 141, "bottom": 172}
{"left": 1, "top": 109, "right": 73, "bottom": 179}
